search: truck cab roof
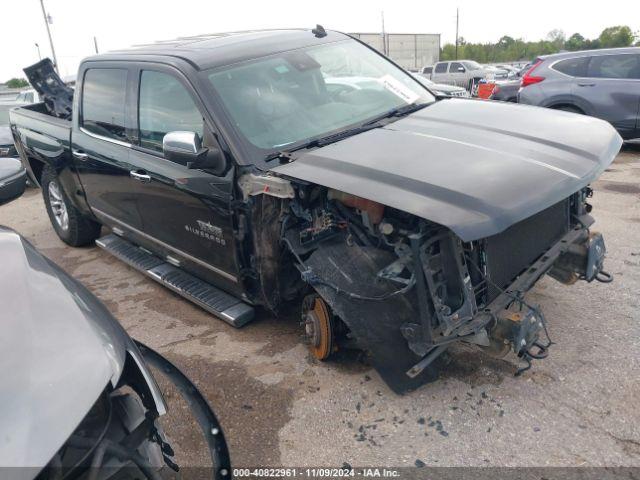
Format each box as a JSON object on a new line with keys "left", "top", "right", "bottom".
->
{"left": 85, "top": 29, "right": 349, "bottom": 71}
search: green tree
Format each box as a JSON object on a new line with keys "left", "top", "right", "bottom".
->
{"left": 437, "top": 25, "right": 635, "bottom": 64}
{"left": 598, "top": 26, "right": 634, "bottom": 48}
{"left": 546, "top": 29, "right": 566, "bottom": 50}
{"left": 5, "top": 78, "right": 29, "bottom": 88}
{"left": 565, "top": 33, "right": 586, "bottom": 51}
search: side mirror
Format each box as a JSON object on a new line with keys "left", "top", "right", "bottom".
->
{"left": 163, "top": 131, "right": 227, "bottom": 174}
{"left": 163, "top": 131, "right": 202, "bottom": 165}
{"left": 457, "top": 66, "right": 466, "bottom": 73}
{"left": 0, "top": 159, "right": 27, "bottom": 206}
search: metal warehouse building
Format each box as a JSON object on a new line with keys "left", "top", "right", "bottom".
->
{"left": 350, "top": 33, "right": 440, "bottom": 71}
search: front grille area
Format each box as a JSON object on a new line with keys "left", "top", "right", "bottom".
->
{"left": 484, "top": 200, "right": 570, "bottom": 302}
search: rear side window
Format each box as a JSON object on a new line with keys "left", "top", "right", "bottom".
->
{"left": 434, "top": 63, "right": 448, "bottom": 73}
{"left": 552, "top": 57, "right": 589, "bottom": 77}
{"left": 82, "top": 69, "right": 128, "bottom": 142}
{"left": 449, "top": 62, "right": 463, "bottom": 72}
{"left": 138, "top": 70, "right": 204, "bottom": 153}
{"left": 587, "top": 54, "right": 640, "bottom": 79}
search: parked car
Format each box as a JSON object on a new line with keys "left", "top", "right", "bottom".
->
{"left": 0, "top": 125, "right": 17, "bottom": 157}
{"left": 483, "top": 65, "right": 510, "bottom": 79}
{"left": 412, "top": 73, "right": 470, "bottom": 97}
{"left": 518, "top": 47, "right": 640, "bottom": 140}
{"left": 0, "top": 157, "right": 26, "bottom": 204}
{"left": 431, "top": 60, "right": 508, "bottom": 91}
{"left": 493, "top": 64, "right": 520, "bottom": 78}
{"left": 489, "top": 79, "right": 521, "bottom": 102}
{"left": 0, "top": 178, "right": 231, "bottom": 478}
{"left": 11, "top": 29, "right": 619, "bottom": 393}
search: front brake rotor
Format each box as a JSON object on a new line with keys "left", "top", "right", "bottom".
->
{"left": 302, "top": 294, "right": 335, "bottom": 360}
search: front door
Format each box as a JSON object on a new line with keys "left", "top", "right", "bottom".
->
{"left": 127, "top": 66, "right": 240, "bottom": 292}
{"left": 72, "top": 66, "right": 145, "bottom": 230}
{"left": 573, "top": 53, "right": 640, "bottom": 139}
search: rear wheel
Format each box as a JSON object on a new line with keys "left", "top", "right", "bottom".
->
{"left": 41, "top": 165, "right": 101, "bottom": 246}
{"left": 468, "top": 78, "right": 480, "bottom": 95}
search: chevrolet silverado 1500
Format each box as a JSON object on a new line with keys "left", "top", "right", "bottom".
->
{"left": 9, "top": 28, "right": 620, "bottom": 392}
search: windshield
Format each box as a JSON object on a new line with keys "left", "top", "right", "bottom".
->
{"left": 462, "top": 61, "right": 482, "bottom": 71}
{"left": 206, "top": 40, "right": 434, "bottom": 158}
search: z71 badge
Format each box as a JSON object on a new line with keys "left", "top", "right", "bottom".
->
{"left": 185, "top": 220, "right": 226, "bottom": 246}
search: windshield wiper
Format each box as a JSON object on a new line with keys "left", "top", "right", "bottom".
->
{"left": 367, "top": 101, "right": 431, "bottom": 123}
{"left": 265, "top": 123, "right": 381, "bottom": 162}
{"left": 264, "top": 102, "right": 431, "bottom": 163}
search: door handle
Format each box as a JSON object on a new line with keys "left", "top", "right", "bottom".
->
{"left": 72, "top": 149, "right": 89, "bottom": 160}
{"left": 130, "top": 170, "right": 151, "bottom": 183}
{"left": 577, "top": 82, "right": 595, "bottom": 87}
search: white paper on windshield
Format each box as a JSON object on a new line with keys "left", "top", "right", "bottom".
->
{"left": 378, "top": 75, "right": 420, "bottom": 104}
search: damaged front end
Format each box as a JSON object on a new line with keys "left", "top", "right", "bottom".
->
{"left": 276, "top": 182, "right": 610, "bottom": 393}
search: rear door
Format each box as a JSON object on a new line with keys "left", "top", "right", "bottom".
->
{"left": 127, "top": 65, "right": 240, "bottom": 291}
{"left": 573, "top": 53, "right": 640, "bottom": 139}
{"left": 449, "top": 62, "right": 465, "bottom": 87}
{"left": 72, "top": 65, "right": 145, "bottom": 230}
{"left": 432, "top": 62, "right": 449, "bottom": 84}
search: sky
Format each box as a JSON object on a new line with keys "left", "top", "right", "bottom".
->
{"left": 1, "top": 0, "right": 638, "bottom": 81}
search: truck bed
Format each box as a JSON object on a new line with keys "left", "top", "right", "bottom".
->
{"left": 9, "top": 103, "right": 72, "bottom": 185}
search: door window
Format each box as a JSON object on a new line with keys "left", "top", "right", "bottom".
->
{"left": 587, "top": 54, "right": 640, "bottom": 79}
{"left": 552, "top": 57, "right": 589, "bottom": 77}
{"left": 434, "top": 63, "right": 448, "bottom": 74}
{"left": 81, "top": 69, "right": 128, "bottom": 142}
{"left": 138, "top": 71, "right": 204, "bottom": 154}
{"left": 449, "top": 62, "right": 464, "bottom": 73}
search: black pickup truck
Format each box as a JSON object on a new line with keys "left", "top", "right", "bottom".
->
{"left": 9, "top": 29, "right": 621, "bottom": 392}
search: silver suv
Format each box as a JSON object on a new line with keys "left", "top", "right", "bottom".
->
{"left": 430, "top": 60, "right": 508, "bottom": 91}
{"left": 518, "top": 47, "right": 640, "bottom": 140}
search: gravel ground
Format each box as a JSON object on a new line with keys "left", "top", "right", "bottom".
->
{"left": 1, "top": 147, "right": 639, "bottom": 469}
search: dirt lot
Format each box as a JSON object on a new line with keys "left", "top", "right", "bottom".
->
{"left": 1, "top": 147, "right": 639, "bottom": 469}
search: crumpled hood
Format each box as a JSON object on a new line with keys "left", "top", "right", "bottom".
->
{"left": 272, "top": 99, "right": 622, "bottom": 240}
{"left": 0, "top": 228, "right": 162, "bottom": 472}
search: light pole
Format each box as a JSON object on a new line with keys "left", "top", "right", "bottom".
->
{"left": 39, "top": 0, "right": 59, "bottom": 73}
{"left": 381, "top": 10, "right": 387, "bottom": 56}
{"left": 455, "top": 8, "right": 459, "bottom": 60}
{"left": 35, "top": 43, "right": 42, "bottom": 60}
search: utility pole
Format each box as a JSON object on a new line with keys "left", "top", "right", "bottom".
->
{"left": 94, "top": 36, "right": 99, "bottom": 54}
{"left": 455, "top": 8, "right": 459, "bottom": 60}
{"left": 39, "top": 0, "right": 59, "bottom": 73}
{"left": 381, "top": 10, "right": 387, "bottom": 56}
{"left": 35, "top": 43, "right": 42, "bottom": 60}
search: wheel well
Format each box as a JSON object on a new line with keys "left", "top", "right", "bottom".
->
{"left": 28, "top": 157, "right": 45, "bottom": 185}
{"left": 550, "top": 103, "right": 584, "bottom": 114}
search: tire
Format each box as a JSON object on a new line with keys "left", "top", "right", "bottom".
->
{"left": 468, "top": 78, "right": 479, "bottom": 96}
{"left": 41, "top": 165, "right": 101, "bottom": 246}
